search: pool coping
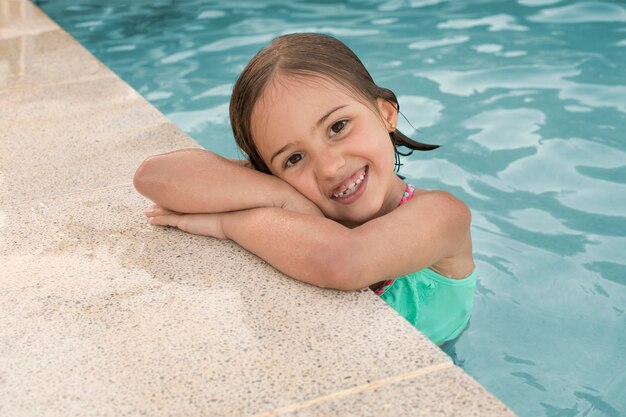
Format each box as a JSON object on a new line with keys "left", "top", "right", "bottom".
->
{"left": 0, "top": 1, "right": 517, "bottom": 416}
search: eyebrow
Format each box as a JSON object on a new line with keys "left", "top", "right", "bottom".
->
{"left": 316, "top": 104, "right": 348, "bottom": 128}
{"left": 269, "top": 104, "right": 348, "bottom": 166}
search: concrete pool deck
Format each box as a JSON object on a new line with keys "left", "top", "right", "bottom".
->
{"left": 0, "top": 1, "right": 516, "bottom": 416}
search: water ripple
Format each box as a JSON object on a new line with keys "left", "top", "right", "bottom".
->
{"left": 511, "top": 372, "right": 547, "bottom": 392}
{"left": 397, "top": 95, "right": 443, "bottom": 133}
{"left": 503, "top": 353, "right": 536, "bottom": 366}
{"left": 199, "top": 34, "right": 275, "bottom": 53}
{"left": 500, "top": 138, "right": 626, "bottom": 217}
{"left": 438, "top": 14, "right": 528, "bottom": 31}
{"left": 282, "top": 27, "right": 380, "bottom": 37}
{"left": 408, "top": 35, "right": 470, "bottom": 50}
{"left": 528, "top": 2, "right": 626, "bottom": 23}
{"left": 197, "top": 10, "right": 226, "bottom": 19}
{"left": 583, "top": 261, "right": 626, "bottom": 287}
{"left": 410, "top": 0, "right": 446, "bottom": 7}
{"left": 464, "top": 108, "right": 545, "bottom": 150}
{"left": 414, "top": 65, "right": 579, "bottom": 96}
{"left": 518, "top": 0, "right": 562, "bottom": 6}
{"left": 415, "top": 65, "right": 626, "bottom": 113}
{"left": 167, "top": 102, "right": 230, "bottom": 133}
{"left": 574, "top": 391, "right": 620, "bottom": 417}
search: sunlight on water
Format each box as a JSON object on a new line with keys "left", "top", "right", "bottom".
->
{"left": 527, "top": 2, "right": 626, "bottom": 23}
{"left": 35, "top": 1, "right": 626, "bottom": 415}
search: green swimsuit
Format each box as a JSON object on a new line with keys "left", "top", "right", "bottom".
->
{"left": 376, "top": 183, "right": 476, "bottom": 345}
{"left": 377, "top": 268, "right": 476, "bottom": 345}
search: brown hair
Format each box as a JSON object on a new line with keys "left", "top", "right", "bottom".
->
{"left": 229, "top": 32, "right": 438, "bottom": 174}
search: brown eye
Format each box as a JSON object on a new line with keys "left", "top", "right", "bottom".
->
{"left": 330, "top": 120, "right": 348, "bottom": 137}
{"left": 284, "top": 153, "right": 303, "bottom": 168}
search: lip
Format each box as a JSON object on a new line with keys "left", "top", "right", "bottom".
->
{"left": 330, "top": 166, "right": 368, "bottom": 204}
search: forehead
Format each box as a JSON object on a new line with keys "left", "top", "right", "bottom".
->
{"left": 250, "top": 75, "right": 368, "bottom": 158}
{"left": 255, "top": 75, "right": 357, "bottom": 121}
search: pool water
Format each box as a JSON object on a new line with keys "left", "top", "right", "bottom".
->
{"left": 34, "top": 1, "right": 626, "bottom": 416}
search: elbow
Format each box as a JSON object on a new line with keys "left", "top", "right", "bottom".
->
{"left": 133, "top": 156, "right": 161, "bottom": 199}
{"left": 317, "top": 267, "right": 361, "bottom": 292}
{"left": 310, "top": 243, "right": 367, "bottom": 292}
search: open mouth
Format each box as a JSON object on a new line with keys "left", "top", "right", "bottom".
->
{"left": 331, "top": 166, "right": 368, "bottom": 201}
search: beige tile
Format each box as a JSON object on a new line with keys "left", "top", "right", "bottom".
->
{"left": 0, "top": 0, "right": 59, "bottom": 40}
{"left": 0, "top": 29, "right": 113, "bottom": 89}
{"left": 0, "top": 77, "right": 199, "bottom": 206}
{"left": 0, "top": 186, "right": 451, "bottom": 417}
{"left": 276, "top": 366, "right": 517, "bottom": 417}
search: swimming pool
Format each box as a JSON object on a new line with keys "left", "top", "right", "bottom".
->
{"left": 34, "top": 1, "right": 626, "bottom": 415}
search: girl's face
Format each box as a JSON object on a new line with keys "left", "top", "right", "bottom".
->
{"left": 251, "top": 75, "right": 404, "bottom": 226}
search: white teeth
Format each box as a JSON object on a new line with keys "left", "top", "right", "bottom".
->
{"left": 333, "top": 172, "right": 366, "bottom": 198}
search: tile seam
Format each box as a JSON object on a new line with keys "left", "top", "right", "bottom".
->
{"left": 248, "top": 361, "right": 454, "bottom": 417}
{"left": 0, "top": 182, "right": 135, "bottom": 209}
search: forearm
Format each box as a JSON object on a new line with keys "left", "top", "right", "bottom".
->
{"left": 133, "top": 149, "right": 310, "bottom": 214}
{"left": 218, "top": 197, "right": 462, "bottom": 290}
{"left": 221, "top": 208, "right": 366, "bottom": 290}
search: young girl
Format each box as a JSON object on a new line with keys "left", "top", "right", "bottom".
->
{"left": 134, "top": 33, "right": 475, "bottom": 346}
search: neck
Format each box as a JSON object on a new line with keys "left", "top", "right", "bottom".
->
{"left": 382, "top": 176, "right": 409, "bottom": 214}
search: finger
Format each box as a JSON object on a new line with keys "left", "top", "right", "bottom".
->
{"left": 148, "top": 214, "right": 180, "bottom": 227}
{"left": 144, "top": 203, "right": 161, "bottom": 212}
{"left": 144, "top": 206, "right": 174, "bottom": 217}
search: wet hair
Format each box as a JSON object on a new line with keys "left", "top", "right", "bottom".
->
{"left": 229, "top": 32, "right": 438, "bottom": 174}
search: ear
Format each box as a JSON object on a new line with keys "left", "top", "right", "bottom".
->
{"left": 376, "top": 98, "right": 399, "bottom": 132}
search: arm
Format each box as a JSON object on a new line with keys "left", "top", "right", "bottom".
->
{"left": 220, "top": 191, "right": 472, "bottom": 290}
{"left": 133, "top": 148, "right": 322, "bottom": 216}
{"left": 148, "top": 191, "right": 473, "bottom": 291}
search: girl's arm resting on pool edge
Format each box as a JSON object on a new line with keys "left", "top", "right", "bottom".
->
{"left": 148, "top": 190, "right": 473, "bottom": 290}
{"left": 133, "top": 148, "right": 322, "bottom": 216}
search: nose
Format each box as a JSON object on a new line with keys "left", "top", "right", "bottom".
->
{"left": 313, "top": 147, "right": 345, "bottom": 181}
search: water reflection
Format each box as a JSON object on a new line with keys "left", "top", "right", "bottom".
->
{"left": 438, "top": 14, "right": 529, "bottom": 31}
{"left": 396, "top": 95, "right": 443, "bottom": 133}
{"left": 464, "top": 108, "right": 545, "bottom": 150}
{"left": 409, "top": 35, "right": 469, "bottom": 50}
{"left": 499, "top": 138, "right": 626, "bottom": 217}
{"left": 528, "top": 2, "right": 626, "bottom": 23}
{"left": 198, "top": 34, "right": 274, "bottom": 52}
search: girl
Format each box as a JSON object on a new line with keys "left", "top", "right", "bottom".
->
{"left": 134, "top": 33, "right": 475, "bottom": 345}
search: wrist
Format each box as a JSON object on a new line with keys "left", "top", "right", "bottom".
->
{"left": 267, "top": 177, "right": 299, "bottom": 209}
{"left": 220, "top": 211, "right": 233, "bottom": 240}
{"left": 222, "top": 209, "right": 271, "bottom": 242}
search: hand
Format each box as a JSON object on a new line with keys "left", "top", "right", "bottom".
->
{"left": 279, "top": 197, "right": 324, "bottom": 217}
{"left": 275, "top": 187, "right": 324, "bottom": 217}
{"left": 144, "top": 205, "right": 226, "bottom": 239}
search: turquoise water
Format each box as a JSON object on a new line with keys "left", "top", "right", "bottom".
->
{"left": 35, "top": 1, "right": 626, "bottom": 415}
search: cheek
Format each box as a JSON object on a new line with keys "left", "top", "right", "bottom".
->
{"left": 280, "top": 173, "right": 320, "bottom": 200}
{"left": 360, "top": 129, "right": 395, "bottom": 163}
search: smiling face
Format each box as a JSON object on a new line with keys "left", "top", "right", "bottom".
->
{"left": 251, "top": 75, "right": 405, "bottom": 226}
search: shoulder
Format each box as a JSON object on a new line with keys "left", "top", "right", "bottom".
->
{"left": 409, "top": 190, "right": 474, "bottom": 278}
{"left": 411, "top": 188, "right": 465, "bottom": 203}
{"left": 405, "top": 189, "right": 471, "bottom": 224}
